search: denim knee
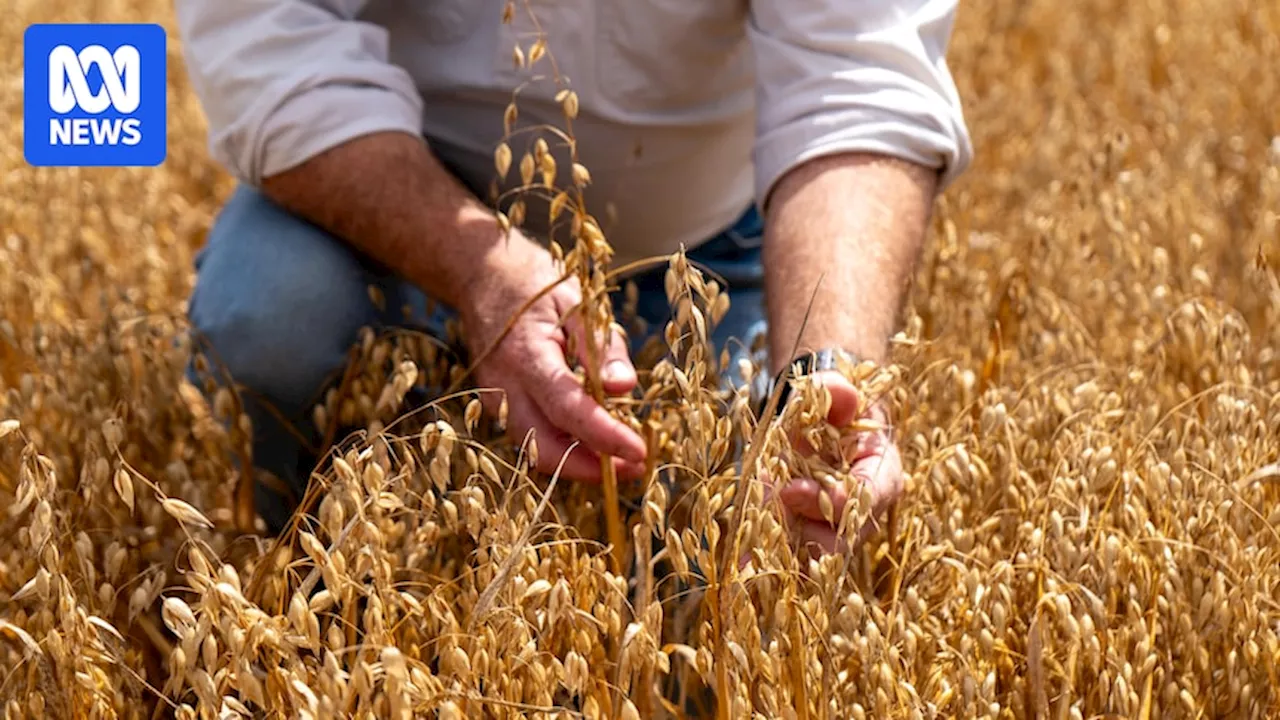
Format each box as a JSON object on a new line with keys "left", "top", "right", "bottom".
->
{"left": 621, "top": 205, "right": 770, "bottom": 394}
{"left": 187, "top": 185, "right": 384, "bottom": 416}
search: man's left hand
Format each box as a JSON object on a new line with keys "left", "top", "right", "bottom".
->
{"left": 773, "top": 370, "right": 903, "bottom": 556}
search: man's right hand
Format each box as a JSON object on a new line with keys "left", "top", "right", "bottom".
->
{"left": 256, "top": 132, "right": 646, "bottom": 482}
{"left": 458, "top": 233, "right": 648, "bottom": 483}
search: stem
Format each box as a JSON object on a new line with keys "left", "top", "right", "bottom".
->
{"left": 600, "top": 454, "right": 624, "bottom": 578}
{"left": 577, "top": 263, "right": 628, "bottom": 720}
{"left": 634, "top": 522, "right": 655, "bottom": 717}
{"left": 706, "top": 564, "right": 730, "bottom": 720}
{"left": 590, "top": 409, "right": 624, "bottom": 580}
{"left": 787, "top": 584, "right": 810, "bottom": 720}
{"left": 577, "top": 288, "right": 626, "bottom": 578}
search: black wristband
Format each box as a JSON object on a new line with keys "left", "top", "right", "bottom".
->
{"left": 755, "top": 347, "right": 853, "bottom": 418}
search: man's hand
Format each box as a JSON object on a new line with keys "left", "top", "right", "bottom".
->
{"left": 761, "top": 151, "right": 939, "bottom": 556}
{"left": 459, "top": 236, "right": 648, "bottom": 483}
{"left": 258, "top": 131, "right": 646, "bottom": 482}
{"left": 774, "top": 371, "right": 902, "bottom": 555}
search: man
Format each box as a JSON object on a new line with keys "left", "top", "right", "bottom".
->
{"left": 174, "top": 0, "right": 972, "bottom": 553}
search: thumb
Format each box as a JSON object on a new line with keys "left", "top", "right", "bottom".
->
{"left": 598, "top": 323, "right": 638, "bottom": 395}
{"left": 817, "top": 370, "right": 860, "bottom": 427}
{"left": 568, "top": 317, "right": 637, "bottom": 396}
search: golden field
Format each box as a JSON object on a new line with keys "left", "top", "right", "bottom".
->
{"left": 2, "top": 0, "right": 1279, "bottom": 718}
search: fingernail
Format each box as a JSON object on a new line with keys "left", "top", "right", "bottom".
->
{"left": 604, "top": 359, "right": 632, "bottom": 382}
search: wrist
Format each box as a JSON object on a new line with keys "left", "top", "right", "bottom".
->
{"left": 758, "top": 347, "right": 864, "bottom": 418}
{"left": 454, "top": 225, "right": 559, "bottom": 327}
{"left": 768, "top": 337, "right": 889, "bottom": 377}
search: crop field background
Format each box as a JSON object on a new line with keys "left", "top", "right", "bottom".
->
{"left": 2, "top": 0, "right": 1279, "bottom": 718}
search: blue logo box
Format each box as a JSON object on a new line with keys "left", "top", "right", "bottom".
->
{"left": 24, "top": 23, "right": 167, "bottom": 167}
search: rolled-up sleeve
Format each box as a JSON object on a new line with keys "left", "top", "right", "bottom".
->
{"left": 174, "top": 1, "right": 424, "bottom": 185}
{"left": 748, "top": 0, "right": 973, "bottom": 211}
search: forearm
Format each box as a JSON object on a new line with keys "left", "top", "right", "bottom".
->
{"left": 761, "top": 152, "right": 938, "bottom": 373}
{"left": 259, "top": 130, "right": 539, "bottom": 311}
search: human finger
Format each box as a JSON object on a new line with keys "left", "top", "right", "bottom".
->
{"left": 850, "top": 445, "right": 904, "bottom": 516}
{"left": 563, "top": 309, "right": 637, "bottom": 397}
{"left": 776, "top": 476, "right": 851, "bottom": 524}
{"left": 596, "top": 323, "right": 638, "bottom": 396}
{"left": 784, "top": 372, "right": 861, "bottom": 458}
{"left": 503, "top": 388, "right": 608, "bottom": 482}
{"left": 795, "top": 518, "right": 844, "bottom": 556}
{"left": 523, "top": 337, "right": 647, "bottom": 463}
{"left": 815, "top": 370, "right": 861, "bottom": 427}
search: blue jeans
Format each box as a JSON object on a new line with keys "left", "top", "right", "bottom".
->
{"left": 186, "top": 185, "right": 771, "bottom": 533}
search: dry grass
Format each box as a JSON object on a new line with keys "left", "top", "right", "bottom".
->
{"left": 2, "top": 0, "right": 1280, "bottom": 718}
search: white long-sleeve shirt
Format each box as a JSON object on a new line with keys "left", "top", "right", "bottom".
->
{"left": 174, "top": 0, "right": 972, "bottom": 267}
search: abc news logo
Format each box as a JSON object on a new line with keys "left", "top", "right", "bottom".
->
{"left": 48, "top": 44, "right": 143, "bottom": 147}
{"left": 24, "top": 24, "right": 166, "bottom": 167}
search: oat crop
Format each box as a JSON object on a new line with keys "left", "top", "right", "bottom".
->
{"left": 2, "top": 0, "right": 1279, "bottom": 718}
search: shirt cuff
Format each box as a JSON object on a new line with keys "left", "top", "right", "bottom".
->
{"left": 754, "top": 100, "right": 972, "bottom": 214}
